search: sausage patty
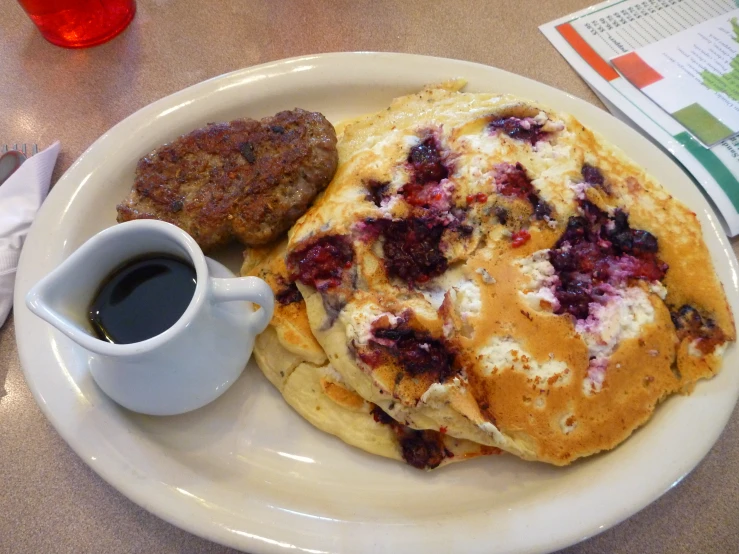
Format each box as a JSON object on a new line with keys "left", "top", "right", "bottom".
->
{"left": 116, "top": 109, "right": 338, "bottom": 250}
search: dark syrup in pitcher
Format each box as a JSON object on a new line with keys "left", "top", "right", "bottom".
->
{"left": 88, "top": 255, "right": 197, "bottom": 344}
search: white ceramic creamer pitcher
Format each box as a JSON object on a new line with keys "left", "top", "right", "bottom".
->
{"left": 26, "top": 219, "right": 274, "bottom": 416}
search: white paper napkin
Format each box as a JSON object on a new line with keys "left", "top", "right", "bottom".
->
{"left": 0, "top": 142, "right": 60, "bottom": 327}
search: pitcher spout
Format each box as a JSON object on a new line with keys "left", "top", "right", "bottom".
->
{"left": 25, "top": 239, "right": 109, "bottom": 352}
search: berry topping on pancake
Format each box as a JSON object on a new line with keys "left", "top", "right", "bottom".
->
{"left": 374, "top": 218, "right": 448, "bottom": 285}
{"left": 671, "top": 304, "right": 728, "bottom": 355}
{"left": 287, "top": 234, "right": 354, "bottom": 291}
{"left": 407, "top": 136, "right": 449, "bottom": 185}
{"left": 367, "top": 317, "right": 457, "bottom": 382}
{"left": 489, "top": 116, "right": 547, "bottom": 145}
{"left": 275, "top": 278, "right": 303, "bottom": 305}
{"left": 550, "top": 201, "right": 668, "bottom": 320}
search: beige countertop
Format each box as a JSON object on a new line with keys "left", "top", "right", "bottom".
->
{"left": 1, "top": 1, "right": 738, "bottom": 552}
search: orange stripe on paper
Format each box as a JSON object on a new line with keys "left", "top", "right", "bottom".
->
{"left": 612, "top": 52, "right": 664, "bottom": 88}
{"left": 556, "top": 23, "right": 619, "bottom": 82}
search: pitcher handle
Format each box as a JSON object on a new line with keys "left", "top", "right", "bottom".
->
{"left": 210, "top": 276, "right": 274, "bottom": 334}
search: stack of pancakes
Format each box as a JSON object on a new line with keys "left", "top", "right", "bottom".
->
{"left": 244, "top": 81, "right": 734, "bottom": 469}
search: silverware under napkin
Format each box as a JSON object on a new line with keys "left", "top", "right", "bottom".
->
{"left": 0, "top": 142, "right": 59, "bottom": 326}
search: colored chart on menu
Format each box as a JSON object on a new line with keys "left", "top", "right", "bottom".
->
{"left": 612, "top": 9, "right": 739, "bottom": 145}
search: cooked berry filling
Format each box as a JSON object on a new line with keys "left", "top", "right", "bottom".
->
{"left": 362, "top": 317, "right": 457, "bottom": 382}
{"left": 494, "top": 206, "right": 509, "bottom": 225}
{"left": 367, "top": 318, "right": 457, "bottom": 383}
{"left": 550, "top": 201, "right": 667, "bottom": 320}
{"left": 395, "top": 136, "right": 453, "bottom": 212}
{"left": 275, "top": 279, "right": 302, "bottom": 305}
{"left": 495, "top": 162, "right": 531, "bottom": 197}
{"left": 376, "top": 217, "right": 448, "bottom": 284}
{"left": 581, "top": 164, "right": 604, "bottom": 186}
{"left": 366, "top": 180, "right": 390, "bottom": 207}
{"left": 581, "top": 164, "right": 612, "bottom": 195}
{"left": 494, "top": 162, "right": 552, "bottom": 220}
{"left": 489, "top": 116, "right": 547, "bottom": 145}
{"left": 399, "top": 430, "right": 448, "bottom": 469}
{"left": 671, "top": 305, "right": 727, "bottom": 354}
{"left": 366, "top": 136, "right": 452, "bottom": 213}
{"left": 458, "top": 222, "right": 474, "bottom": 236}
{"left": 370, "top": 406, "right": 450, "bottom": 469}
{"left": 370, "top": 404, "right": 396, "bottom": 425}
{"left": 466, "top": 193, "right": 488, "bottom": 204}
{"left": 399, "top": 182, "right": 450, "bottom": 210}
{"left": 287, "top": 235, "right": 354, "bottom": 291}
{"left": 408, "top": 137, "right": 449, "bottom": 185}
{"left": 532, "top": 198, "right": 553, "bottom": 219}
{"left": 511, "top": 229, "right": 531, "bottom": 248}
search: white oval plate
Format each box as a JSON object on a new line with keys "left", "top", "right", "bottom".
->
{"left": 15, "top": 53, "right": 739, "bottom": 554}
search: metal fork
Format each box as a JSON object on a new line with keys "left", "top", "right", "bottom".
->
{"left": 0, "top": 143, "right": 39, "bottom": 186}
{"left": 1, "top": 143, "right": 39, "bottom": 157}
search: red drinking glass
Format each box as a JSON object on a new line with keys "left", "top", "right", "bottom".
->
{"left": 17, "top": 0, "right": 136, "bottom": 48}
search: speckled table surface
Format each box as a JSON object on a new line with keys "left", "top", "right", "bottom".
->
{"left": 1, "top": 1, "right": 738, "bottom": 553}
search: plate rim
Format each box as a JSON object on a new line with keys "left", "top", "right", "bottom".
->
{"left": 13, "top": 51, "right": 739, "bottom": 554}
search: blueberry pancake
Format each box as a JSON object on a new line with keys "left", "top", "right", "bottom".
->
{"left": 242, "top": 240, "right": 500, "bottom": 469}
{"left": 286, "top": 81, "right": 735, "bottom": 466}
